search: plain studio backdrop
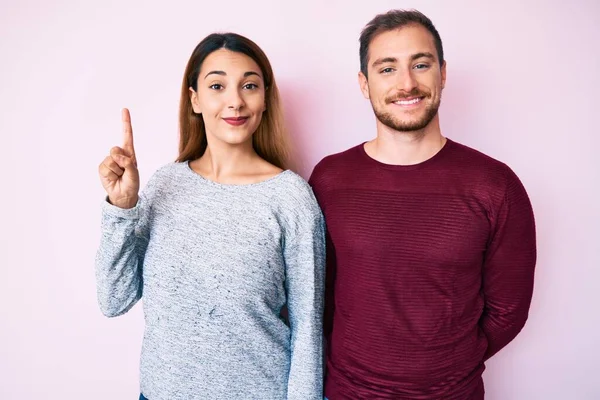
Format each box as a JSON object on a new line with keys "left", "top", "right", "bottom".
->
{"left": 1, "top": 0, "right": 598, "bottom": 399}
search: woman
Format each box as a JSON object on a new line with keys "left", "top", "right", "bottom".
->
{"left": 96, "top": 33, "right": 325, "bottom": 400}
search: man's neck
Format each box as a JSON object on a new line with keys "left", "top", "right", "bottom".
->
{"left": 364, "top": 118, "right": 446, "bottom": 166}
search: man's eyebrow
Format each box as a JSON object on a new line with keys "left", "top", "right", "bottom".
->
{"left": 411, "top": 52, "right": 435, "bottom": 61}
{"left": 371, "top": 57, "right": 397, "bottom": 68}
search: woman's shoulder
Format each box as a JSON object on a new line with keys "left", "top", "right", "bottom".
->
{"left": 144, "top": 161, "right": 191, "bottom": 184}
{"left": 274, "top": 170, "right": 314, "bottom": 197}
{"left": 268, "top": 170, "right": 322, "bottom": 217}
{"left": 140, "top": 161, "right": 188, "bottom": 197}
{"left": 152, "top": 161, "right": 186, "bottom": 177}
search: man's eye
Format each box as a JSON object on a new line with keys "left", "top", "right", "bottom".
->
{"left": 381, "top": 67, "right": 394, "bottom": 74}
{"left": 414, "top": 64, "right": 429, "bottom": 70}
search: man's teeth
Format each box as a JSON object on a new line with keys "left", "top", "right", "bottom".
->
{"left": 394, "top": 98, "right": 422, "bottom": 105}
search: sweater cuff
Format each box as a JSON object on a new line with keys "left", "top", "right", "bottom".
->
{"left": 101, "top": 197, "right": 140, "bottom": 220}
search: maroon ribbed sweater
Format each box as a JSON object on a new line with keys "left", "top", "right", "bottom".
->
{"left": 309, "top": 139, "right": 536, "bottom": 399}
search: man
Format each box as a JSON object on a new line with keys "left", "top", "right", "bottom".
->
{"left": 309, "top": 9, "right": 537, "bottom": 399}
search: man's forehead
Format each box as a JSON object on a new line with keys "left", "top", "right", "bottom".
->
{"left": 371, "top": 26, "right": 435, "bottom": 50}
{"left": 368, "top": 26, "right": 437, "bottom": 63}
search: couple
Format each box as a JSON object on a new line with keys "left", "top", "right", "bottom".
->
{"left": 95, "top": 9, "right": 537, "bottom": 400}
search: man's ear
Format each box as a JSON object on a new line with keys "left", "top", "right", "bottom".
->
{"left": 358, "top": 71, "right": 370, "bottom": 100}
{"left": 440, "top": 60, "right": 447, "bottom": 90}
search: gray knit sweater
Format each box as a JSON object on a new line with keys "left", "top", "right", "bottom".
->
{"left": 95, "top": 161, "right": 325, "bottom": 400}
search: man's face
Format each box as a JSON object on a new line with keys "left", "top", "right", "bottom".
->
{"left": 359, "top": 24, "right": 446, "bottom": 132}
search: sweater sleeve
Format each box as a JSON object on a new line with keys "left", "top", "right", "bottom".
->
{"left": 94, "top": 170, "right": 159, "bottom": 318}
{"left": 480, "top": 168, "right": 537, "bottom": 360}
{"left": 283, "top": 196, "right": 326, "bottom": 400}
{"left": 323, "top": 231, "right": 337, "bottom": 343}
{"left": 308, "top": 161, "right": 336, "bottom": 359}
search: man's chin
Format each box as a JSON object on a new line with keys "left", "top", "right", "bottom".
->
{"left": 376, "top": 107, "right": 440, "bottom": 133}
{"left": 378, "top": 116, "right": 431, "bottom": 132}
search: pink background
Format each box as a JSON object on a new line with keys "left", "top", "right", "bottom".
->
{"left": 1, "top": 0, "right": 599, "bottom": 398}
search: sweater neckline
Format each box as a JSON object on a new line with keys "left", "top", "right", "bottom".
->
{"left": 184, "top": 161, "right": 292, "bottom": 189}
{"left": 356, "top": 137, "right": 454, "bottom": 171}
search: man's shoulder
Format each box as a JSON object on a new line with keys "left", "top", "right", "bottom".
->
{"left": 449, "top": 139, "right": 506, "bottom": 167}
{"left": 448, "top": 139, "right": 515, "bottom": 177}
{"left": 310, "top": 143, "right": 363, "bottom": 183}
{"left": 448, "top": 139, "right": 525, "bottom": 196}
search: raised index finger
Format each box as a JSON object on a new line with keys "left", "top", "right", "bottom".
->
{"left": 122, "top": 108, "right": 135, "bottom": 155}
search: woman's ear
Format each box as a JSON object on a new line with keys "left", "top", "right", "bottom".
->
{"left": 189, "top": 87, "right": 201, "bottom": 114}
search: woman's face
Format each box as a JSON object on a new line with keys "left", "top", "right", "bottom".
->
{"left": 190, "top": 49, "right": 266, "bottom": 148}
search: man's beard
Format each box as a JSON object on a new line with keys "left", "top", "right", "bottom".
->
{"left": 372, "top": 88, "right": 441, "bottom": 132}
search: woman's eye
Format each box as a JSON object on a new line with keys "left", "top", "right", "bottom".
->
{"left": 243, "top": 83, "right": 258, "bottom": 90}
{"left": 209, "top": 84, "right": 223, "bottom": 90}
